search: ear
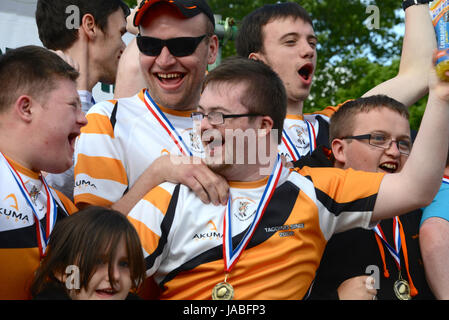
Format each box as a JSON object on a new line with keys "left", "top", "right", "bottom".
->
{"left": 80, "top": 13, "right": 97, "bottom": 41}
{"left": 207, "top": 34, "right": 219, "bottom": 65}
{"left": 248, "top": 52, "right": 266, "bottom": 63}
{"left": 14, "top": 95, "right": 34, "bottom": 123}
{"left": 331, "top": 138, "right": 347, "bottom": 168}
{"left": 257, "top": 116, "right": 274, "bottom": 138}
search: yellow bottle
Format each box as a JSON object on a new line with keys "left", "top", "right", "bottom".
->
{"left": 432, "top": 0, "right": 449, "bottom": 80}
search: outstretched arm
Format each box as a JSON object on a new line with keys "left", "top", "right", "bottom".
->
{"left": 372, "top": 60, "right": 449, "bottom": 221}
{"left": 363, "top": 3, "right": 436, "bottom": 107}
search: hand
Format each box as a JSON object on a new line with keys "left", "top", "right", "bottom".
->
{"left": 429, "top": 50, "right": 449, "bottom": 103}
{"left": 153, "top": 155, "right": 229, "bottom": 206}
{"left": 281, "top": 155, "right": 294, "bottom": 168}
{"left": 337, "top": 275, "right": 377, "bottom": 300}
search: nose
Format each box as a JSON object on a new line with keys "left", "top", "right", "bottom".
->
{"left": 155, "top": 46, "right": 176, "bottom": 67}
{"left": 78, "top": 110, "right": 88, "bottom": 127}
{"left": 300, "top": 38, "right": 315, "bottom": 59}
{"left": 385, "top": 140, "right": 401, "bottom": 157}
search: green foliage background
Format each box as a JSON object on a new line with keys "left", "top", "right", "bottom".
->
{"left": 123, "top": 0, "right": 427, "bottom": 130}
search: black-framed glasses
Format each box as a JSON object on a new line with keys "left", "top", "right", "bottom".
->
{"left": 341, "top": 133, "right": 412, "bottom": 155}
{"left": 136, "top": 34, "right": 207, "bottom": 57}
{"left": 191, "top": 111, "right": 262, "bottom": 125}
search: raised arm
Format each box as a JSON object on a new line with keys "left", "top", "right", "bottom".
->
{"left": 363, "top": 3, "right": 436, "bottom": 107}
{"left": 372, "top": 61, "right": 449, "bottom": 221}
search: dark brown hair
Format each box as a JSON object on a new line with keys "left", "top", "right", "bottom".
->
{"left": 236, "top": 2, "right": 313, "bottom": 57}
{"left": 329, "top": 95, "right": 410, "bottom": 144}
{"left": 0, "top": 46, "right": 79, "bottom": 113}
{"left": 30, "top": 206, "right": 146, "bottom": 297}
{"left": 36, "top": 0, "right": 130, "bottom": 51}
{"left": 202, "top": 56, "right": 287, "bottom": 144}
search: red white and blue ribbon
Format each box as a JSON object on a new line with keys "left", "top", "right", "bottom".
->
{"left": 373, "top": 216, "right": 401, "bottom": 269}
{"left": 443, "top": 175, "right": 449, "bottom": 185}
{"left": 0, "top": 152, "right": 57, "bottom": 258}
{"left": 282, "top": 120, "right": 316, "bottom": 161}
{"left": 143, "top": 89, "right": 193, "bottom": 156}
{"left": 222, "top": 154, "right": 283, "bottom": 272}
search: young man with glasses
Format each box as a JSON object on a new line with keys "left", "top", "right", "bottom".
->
{"left": 306, "top": 95, "right": 434, "bottom": 300}
{"left": 74, "top": 0, "right": 229, "bottom": 214}
{"left": 127, "top": 56, "right": 449, "bottom": 300}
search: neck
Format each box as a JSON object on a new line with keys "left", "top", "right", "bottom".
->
{"left": 65, "top": 43, "right": 97, "bottom": 92}
{"left": 287, "top": 97, "right": 304, "bottom": 116}
{"left": 444, "top": 166, "right": 449, "bottom": 177}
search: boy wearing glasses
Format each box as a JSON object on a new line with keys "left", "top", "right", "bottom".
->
{"left": 74, "top": 0, "right": 229, "bottom": 214}
{"left": 128, "top": 56, "right": 449, "bottom": 300}
{"left": 306, "top": 95, "right": 434, "bottom": 300}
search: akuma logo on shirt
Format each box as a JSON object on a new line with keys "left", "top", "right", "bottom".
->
{"left": 192, "top": 220, "right": 223, "bottom": 241}
{"left": 74, "top": 179, "right": 97, "bottom": 190}
{"left": 0, "top": 193, "right": 30, "bottom": 223}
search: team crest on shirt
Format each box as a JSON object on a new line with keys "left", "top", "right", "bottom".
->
{"left": 232, "top": 197, "right": 257, "bottom": 222}
{"left": 289, "top": 124, "right": 310, "bottom": 151}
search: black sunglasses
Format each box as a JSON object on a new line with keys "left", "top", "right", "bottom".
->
{"left": 136, "top": 34, "right": 207, "bottom": 57}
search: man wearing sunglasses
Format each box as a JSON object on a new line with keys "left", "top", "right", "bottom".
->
{"left": 303, "top": 95, "right": 434, "bottom": 300}
{"left": 74, "top": 0, "right": 229, "bottom": 215}
{"left": 236, "top": 2, "right": 434, "bottom": 163}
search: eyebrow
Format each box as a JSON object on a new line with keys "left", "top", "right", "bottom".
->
{"left": 197, "top": 105, "right": 230, "bottom": 113}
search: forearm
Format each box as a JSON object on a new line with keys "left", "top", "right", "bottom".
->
{"left": 112, "top": 159, "right": 164, "bottom": 215}
{"left": 363, "top": 4, "right": 436, "bottom": 106}
{"left": 420, "top": 218, "right": 449, "bottom": 299}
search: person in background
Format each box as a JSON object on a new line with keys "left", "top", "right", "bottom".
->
{"left": 419, "top": 146, "right": 449, "bottom": 299}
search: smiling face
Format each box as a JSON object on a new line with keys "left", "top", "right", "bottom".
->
{"left": 251, "top": 17, "right": 317, "bottom": 111}
{"left": 138, "top": 3, "right": 218, "bottom": 110}
{"left": 335, "top": 108, "right": 411, "bottom": 174}
{"left": 31, "top": 77, "right": 87, "bottom": 173}
{"left": 70, "top": 236, "right": 132, "bottom": 300}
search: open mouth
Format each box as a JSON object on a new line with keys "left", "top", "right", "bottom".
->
{"left": 95, "top": 288, "right": 117, "bottom": 297}
{"left": 156, "top": 72, "right": 185, "bottom": 84}
{"left": 298, "top": 63, "right": 314, "bottom": 82}
{"left": 68, "top": 133, "right": 79, "bottom": 148}
{"left": 379, "top": 162, "right": 398, "bottom": 174}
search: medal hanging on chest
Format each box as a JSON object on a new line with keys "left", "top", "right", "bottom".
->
{"left": 373, "top": 217, "right": 412, "bottom": 300}
{"left": 212, "top": 155, "right": 283, "bottom": 300}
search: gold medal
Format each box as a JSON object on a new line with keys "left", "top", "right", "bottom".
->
{"left": 394, "top": 279, "right": 411, "bottom": 300}
{"left": 212, "top": 282, "right": 234, "bottom": 300}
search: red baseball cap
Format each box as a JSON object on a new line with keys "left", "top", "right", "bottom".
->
{"left": 133, "top": 0, "right": 215, "bottom": 28}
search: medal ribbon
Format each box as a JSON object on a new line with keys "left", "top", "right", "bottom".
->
{"left": 443, "top": 175, "right": 449, "bottom": 185}
{"left": 143, "top": 89, "right": 193, "bottom": 156}
{"left": 222, "top": 154, "right": 283, "bottom": 272}
{"left": 373, "top": 217, "right": 401, "bottom": 269}
{"left": 0, "top": 153, "right": 57, "bottom": 258}
{"left": 282, "top": 120, "right": 317, "bottom": 161}
{"left": 373, "top": 216, "right": 418, "bottom": 296}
